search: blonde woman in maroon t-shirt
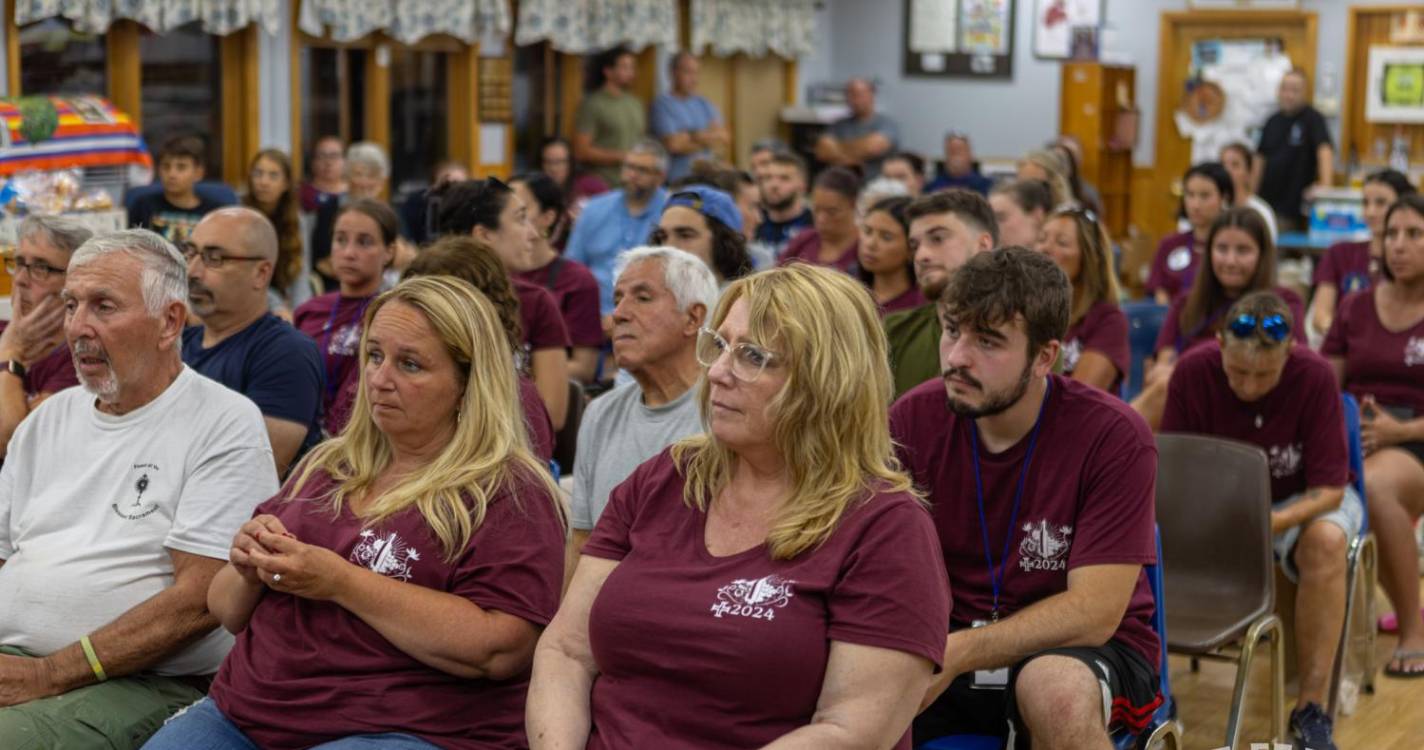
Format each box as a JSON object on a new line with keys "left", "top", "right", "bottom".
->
{"left": 1323, "top": 194, "right": 1424, "bottom": 678}
{"left": 528, "top": 265, "right": 950, "bottom": 750}
{"left": 1035, "top": 208, "right": 1128, "bottom": 393}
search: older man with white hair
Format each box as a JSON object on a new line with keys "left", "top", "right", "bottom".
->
{"left": 182, "top": 207, "right": 323, "bottom": 476}
{"left": 567, "top": 246, "right": 716, "bottom": 565}
{"left": 0, "top": 229, "right": 277, "bottom": 748}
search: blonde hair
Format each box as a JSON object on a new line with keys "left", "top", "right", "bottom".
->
{"left": 286, "top": 276, "right": 565, "bottom": 560}
{"left": 1047, "top": 208, "right": 1120, "bottom": 326}
{"left": 671, "top": 264, "right": 919, "bottom": 560}
{"left": 1020, "top": 149, "right": 1074, "bottom": 209}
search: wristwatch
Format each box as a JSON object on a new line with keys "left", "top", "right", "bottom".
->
{"left": 0, "top": 360, "right": 26, "bottom": 379}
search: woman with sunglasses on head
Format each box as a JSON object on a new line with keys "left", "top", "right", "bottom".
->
{"left": 1035, "top": 208, "right": 1129, "bottom": 393}
{"left": 1309, "top": 169, "right": 1417, "bottom": 337}
{"left": 857, "top": 195, "right": 923, "bottom": 316}
{"left": 528, "top": 264, "right": 950, "bottom": 750}
{"left": 1161, "top": 290, "right": 1356, "bottom": 749}
{"left": 293, "top": 199, "right": 399, "bottom": 437}
{"left": 1145, "top": 163, "right": 1235, "bottom": 305}
{"left": 650, "top": 184, "right": 755, "bottom": 288}
{"left": 1133, "top": 207, "right": 1305, "bottom": 429}
{"left": 436, "top": 178, "right": 572, "bottom": 432}
{"left": 1322, "top": 193, "right": 1424, "bottom": 679}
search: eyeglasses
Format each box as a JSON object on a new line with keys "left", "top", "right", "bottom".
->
{"left": 696, "top": 327, "right": 779, "bottom": 383}
{"left": 5, "top": 256, "right": 66, "bottom": 280}
{"left": 179, "top": 242, "right": 268, "bottom": 268}
{"left": 1227, "top": 313, "right": 1291, "bottom": 343}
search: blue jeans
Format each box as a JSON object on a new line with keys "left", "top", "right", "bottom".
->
{"left": 143, "top": 698, "right": 441, "bottom": 749}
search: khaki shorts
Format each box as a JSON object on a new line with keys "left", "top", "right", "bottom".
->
{"left": 1273, "top": 485, "right": 1365, "bottom": 584}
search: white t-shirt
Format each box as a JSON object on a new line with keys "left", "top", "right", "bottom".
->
{"left": 0, "top": 366, "right": 278, "bottom": 675}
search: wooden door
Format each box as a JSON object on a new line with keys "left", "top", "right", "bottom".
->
{"left": 1149, "top": 11, "right": 1317, "bottom": 242}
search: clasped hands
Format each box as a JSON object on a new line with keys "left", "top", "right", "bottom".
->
{"left": 229, "top": 515, "right": 351, "bottom": 601}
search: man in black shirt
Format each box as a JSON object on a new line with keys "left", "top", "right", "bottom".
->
{"left": 1253, "top": 69, "right": 1334, "bottom": 233}
{"left": 755, "top": 151, "right": 813, "bottom": 258}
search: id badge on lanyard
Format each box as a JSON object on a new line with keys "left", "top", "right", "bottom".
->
{"left": 970, "top": 620, "right": 1009, "bottom": 688}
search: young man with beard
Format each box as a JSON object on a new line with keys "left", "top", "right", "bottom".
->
{"left": 884, "top": 189, "right": 997, "bottom": 397}
{"left": 890, "top": 247, "right": 1160, "bottom": 750}
{"left": 754, "top": 150, "right": 813, "bottom": 258}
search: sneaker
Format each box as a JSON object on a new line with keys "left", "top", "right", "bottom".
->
{"left": 1290, "top": 702, "right": 1338, "bottom": 750}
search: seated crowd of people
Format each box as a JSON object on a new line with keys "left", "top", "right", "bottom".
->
{"left": 0, "top": 64, "right": 1421, "bottom": 750}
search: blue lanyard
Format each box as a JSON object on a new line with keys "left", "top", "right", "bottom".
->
{"left": 320, "top": 296, "right": 372, "bottom": 401}
{"left": 969, "top": 377, "right": 1052, "bottom": 622}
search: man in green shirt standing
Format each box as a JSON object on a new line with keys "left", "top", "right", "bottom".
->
{"left": 575, "top": 48, "right": 647, "bottom": 186}
{"left": 886, "top": 189, "right": 998, "bottom": 397}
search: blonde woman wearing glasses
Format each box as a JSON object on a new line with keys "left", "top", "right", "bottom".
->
{"left": 528, "top": 264, "right": 950, "bottom": 750}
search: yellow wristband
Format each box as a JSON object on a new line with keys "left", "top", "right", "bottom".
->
{"left": 80, "top": 635, "right": 107, "bottom": 682}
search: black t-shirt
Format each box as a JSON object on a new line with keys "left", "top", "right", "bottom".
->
{"left": 127, "top": 192, "right": 227, "bottom": 243}
{"left": 756, "top": 206, "right": 814, "bottom": 258}
{"left": 1256, "top": 105, "right": 1332, "bottom": 219}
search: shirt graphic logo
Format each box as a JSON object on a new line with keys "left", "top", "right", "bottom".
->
{"left": 1062, "top": 338, "right": 1083, "bottom": 374}
{"left": 113, "top": 462, "right": 161, "bottom": 520}
{"left": 1167, "top": 246, "right": 1192, "bottom": 272}
{"left": 327, "top": 323, "right": 361, "bottom": 357}
{"left": 1019, "top": 520, "right": 1073, "bottom": 572}
{"left": 350, "top": 530, "right": 421, "bottom": 581}
{"left": 710, "top": 574, "right": 795, "bottom": 621}
{"left": 1405, "top": 337, "right": 1424, "bottom": 367}
{"left": 1268, "top": 443, "right": 1303, "bottom": 479}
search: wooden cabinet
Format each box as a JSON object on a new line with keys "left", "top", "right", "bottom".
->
{"left": 1059, "top": 62, "right": 1136, "bottom": 239}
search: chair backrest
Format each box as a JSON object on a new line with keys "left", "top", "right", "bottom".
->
{"left": 1122, "top": 301, "right": 1169, "bottom": 401}
{"left": 1340, "top": 392, "right": 1369, "bottom": 535}
{"left": 1155, "top": 433, "right": 1276, "bottom": 649}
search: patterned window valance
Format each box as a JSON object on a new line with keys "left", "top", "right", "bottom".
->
{"left": 298, "top": 0, "right": 512, "bottom": 45}
{"left": 16, "top": 0, "right": 282, "bottom": 36}
{"left": 515, "top": 0, "right": 678, "bottom": 54}
{"left": 689, "top": 0, "right": 816, "bottom": 59}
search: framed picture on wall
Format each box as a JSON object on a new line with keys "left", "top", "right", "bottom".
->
{"left": 1032, "top": 0, "right": 1103, "bottom": 59}
{"left": 904, "top": 0, "right": 1017, "bottom": 79}
{"left": 1366, "top": 46, "right": 1424, "bottom": 124}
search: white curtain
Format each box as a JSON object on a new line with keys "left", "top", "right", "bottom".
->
{"left": 298, "top": 0, "right": 511, "bottom": 45}
{"left": 16, "top": 0, "right": 281, "bottom": 36}
{"left": 515, "top": 0, "right": 678, "bottom": 54}
{"left": 690, "top": 0, "right": 815, "bottom": 59}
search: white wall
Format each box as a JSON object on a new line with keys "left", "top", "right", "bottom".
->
{"left": 808, "top": 0, "right": 1403, "bottom": 168}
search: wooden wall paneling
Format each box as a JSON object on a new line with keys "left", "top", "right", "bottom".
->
{"left": 219, "top": 27, "right": 261, "bottom": 186}
{"left": 692, "top": 53, "right": 734, "bottom": 162}
{"left": 447, "top": 44, "right": 479, "bottom": 172}
{"left": 558, "top": 53, "right": 582, "bottom": 139}
{"left": 731, "top": 55, "right": 786, "bottom": 170}
{"left": 289, "top": 0, "right": 303, "bottom": 178}
{"left": 363, "top": 38, "right": 391, "bottom": 197}
{"left": 1342, "top": 6, "right": 1424, "bottom": 179}
{"left": 5, "top": 0, "right": 19, "bottom": 95}
{"left": 106, "top": 21, "right": 142, "bottom": 128}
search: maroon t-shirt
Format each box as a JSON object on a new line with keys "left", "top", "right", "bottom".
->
{"left": 878, "top": 286, "right": 927, "bottom": 317}
{"left": 0, "top": 321, "right": 78, "bottom": 397}
{"left": 1063, "top": 300, "right": 1129, "bottom": 393}
{"left": 1155, "top": 286, "right": 1306, "bottom": 355}
{"left": 1162, "top": 341, "right": 1349, "bottom": 502}
{"left": 1313, "top": 240, "right": 1376, "bottom": 302}
{"left": 1322, "top": 288, "right": 1424, "bottom": 417}
{"left": 514, "top": 278, "right": 572, "bottom": 355}
{"left": 209, "top": 469, "right": 565, "bottom": 750}
{"left": 777, "top": 230, "right": 859, "bottom": 274}
{"left": 581, "top": 450, "right": 949, "bottom": 750}
{"left": 293, "top": 292, "right": 376, "bottom": 436}
{"left": 516, "top": 257, "right": 604, "bottom": 348}
{"left": 889, "top": 375, "right": 1159, "bottom": 668}
{"left": 1145, "top": 230, "right": 1197, "bottom": 300}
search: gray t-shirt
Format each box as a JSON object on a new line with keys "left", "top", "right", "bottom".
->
{"left": 829, "top": 113, "right": 900, "bottom": 178}
{"left": 570, "top": 380, "right": 703, "bottom": 530}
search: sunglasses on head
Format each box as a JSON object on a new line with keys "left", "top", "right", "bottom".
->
{"left": 1227, "top": 313, "right": 1290, "bottom": 343}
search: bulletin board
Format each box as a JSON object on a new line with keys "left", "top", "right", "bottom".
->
{"left": 1343, "top": 7, "right": 1424, "bottom": 173}
{"left": 903, "top": 0, "right": 1017, "bottom": 79}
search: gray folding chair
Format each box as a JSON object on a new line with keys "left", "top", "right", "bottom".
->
{"left": 1156, "top": 433, "right": 1286, "bottom": 749}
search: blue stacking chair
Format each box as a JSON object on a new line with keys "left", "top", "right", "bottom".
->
{"left": 917, "top": 527, "right": 1181, "bottom": 750}
{"left": 1329, "top": 393, "right": 1378, "bottom": 716}
{"left": 1121, "top": 301, "right": 1169, "bottom": 402}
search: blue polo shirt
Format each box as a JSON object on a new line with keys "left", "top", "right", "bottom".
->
{"left": 181, "top": 313, "right": 325, "bottom": 458}
{"left": 651, "top": 93, "right": 722, "bottom": 181}
{"left": 565, "top": 188, "right": 669, "bottom": 316}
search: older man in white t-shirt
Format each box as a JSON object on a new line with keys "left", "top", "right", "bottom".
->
{"left": 0, "top": 229, "right": 277, "bottom": 748}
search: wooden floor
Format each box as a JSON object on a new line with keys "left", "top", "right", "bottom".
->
{"left": 1168, "top": 581, "right": 1424, "bottom": 749}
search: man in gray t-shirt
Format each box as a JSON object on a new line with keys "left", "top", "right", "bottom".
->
{"left": 814, "top": 78, "right": 900, "bottom": 179}
{"left": 569, "top": 246, "right": 718, "bottom": 561}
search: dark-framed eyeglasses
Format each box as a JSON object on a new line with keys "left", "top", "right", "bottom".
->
{"left": 4, "top": 256, "right": 66, "bottom": 280}
{"left": 1227, "top": 313, "right": 1290, "bottom": 343}
{"left": 695, "top": 327, "right": 779, "bottom": 383}
{"left": 178, "top": 241, "right": 268, "bottom": 268}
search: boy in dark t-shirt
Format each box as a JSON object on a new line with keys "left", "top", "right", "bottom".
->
{"left": 1162, "top": 292, "right": 1352, "bottom": 750}
{"left": 892, "top": 248, "right": 1160, "bottom": 748}
{"left": 129, "top": 135, "right": 227, "bottom": 243}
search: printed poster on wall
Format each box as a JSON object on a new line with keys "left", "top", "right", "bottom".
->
{"left": 961, "top": 0, "right": 1011, "bottom": 54}
{"left": 1032, "top": 0, "right": 1102, "bottom": 59}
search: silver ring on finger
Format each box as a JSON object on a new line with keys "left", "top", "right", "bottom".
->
{"left": 272, "top": 573, "right": 283, "bottom": 583}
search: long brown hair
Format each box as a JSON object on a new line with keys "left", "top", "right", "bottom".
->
{"left": 1047, "top": 208, "right": 1119, "bottom": 325}
{"left": 402, "top": 235, "right": 526, "bottom": 371}
{"left": 243, "top": 149, "right": 303, "bottom": 291}
{"left": 1180, "top": 207, "right": 1276, "bottom": 338}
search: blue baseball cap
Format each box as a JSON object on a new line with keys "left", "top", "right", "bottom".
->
{"left": 665, "top": 185, "right": 743, "bottom": 233}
